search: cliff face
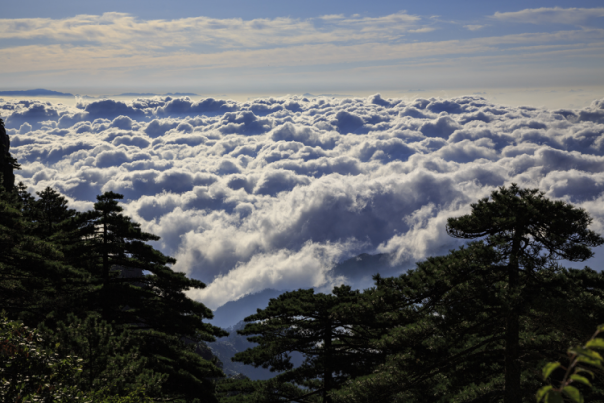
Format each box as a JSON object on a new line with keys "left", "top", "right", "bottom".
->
{"left": 0, "top": 120, "right": 15, "bottom": 191}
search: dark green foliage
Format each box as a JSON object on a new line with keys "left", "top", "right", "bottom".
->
{"left": 61, "top": 191, "right": 227, "bottom": 400}
{"left": 0, "top": 118, "right": 18, "bottom": 191}
{"left": 0, "top": 312, "right": 86, "bottom": 402}
{"left": 1, "top": 171, "right": 226, "bottom": 401}
{"left": 332, "top": 246, "right": 604, "bottom": 402}
{"left": 39, "top": 313, "right": 167, "bottom": 397}
{"left": 0, "top": 183, "right": 87, "bottom": 326}
{"left": 234, "top": 286, "right": 383, "bottom": 403}
{"left": 33, "top": 186, "right": 78, "bottom": 240}
{"left": 16, "top": 182, "right": 37, "bottom": 223}
{"left": 447, "top": 184, "right": 603, "bottom": 403}
{"left": 216, "top": 376, "right": 321, "bottom": 403}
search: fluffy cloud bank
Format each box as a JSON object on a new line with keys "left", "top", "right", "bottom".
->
{"left": 3, "top": 94, "right": 604, "bottom": 308}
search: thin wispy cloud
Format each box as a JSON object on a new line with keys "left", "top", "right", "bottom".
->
{"left": 0, "top": 11, "right": 426, "bottom": 49}
{"left": 0, "top": 7, "right": 602, "bottom": 90}
{"left": 492, "top": 7, "right": 604, "bottom": 25}
{"left": 3, "top": 28, "right": 602, "bottom": 75}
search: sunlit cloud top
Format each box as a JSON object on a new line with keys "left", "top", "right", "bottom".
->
{"left": 4, "top": 93, "right": 604, "bottom": 308}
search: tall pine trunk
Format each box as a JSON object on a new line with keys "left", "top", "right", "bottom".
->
{"left": 102, "top": 219, "right": 109, "bottom": 318}
{"left": 324, "top": 318, "right": 332, "bottom": 403}
{"left": 504, "top": 227, "right": 522, "bottom": 403}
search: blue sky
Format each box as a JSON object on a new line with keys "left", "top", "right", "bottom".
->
{"left": 2, "top": 1, "right": 604, "bottom": 99}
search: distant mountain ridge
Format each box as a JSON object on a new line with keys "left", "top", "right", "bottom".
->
{"left": 118, "top": 92, "right": 198, "bottom": 96}
{"left": 0, "top": 89, "right": 198, "bottom": 98}
{"left": 209, "top": 320, "right": 304, "bottom": 380}
{"left": 205, "top": 252, "right": 405, "bottom": 378}
{"left": 0, "top": 89, "right": 74, "bottom": 97}
{"left": 209, "top": 253, "right": 405, "bottom": 330}
{"left": 210, "top": 288, "right": 283, "bottom": 329}
{"left": 208, "top": 320, "right": 276, "bottom": 380}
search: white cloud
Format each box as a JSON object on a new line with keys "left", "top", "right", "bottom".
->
{"left": 5, "top": 94, "right": 604, "bottom": 308}
{"left": 464, "top": 25, "right": 486, "bottom": 31}
{"left": 0, "top": 12, "right": 425, "bottom": 49}
{"left": 492, "top": 7, "right": 604, "bottom": 25}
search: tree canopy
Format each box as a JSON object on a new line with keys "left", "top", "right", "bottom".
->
{"left": 447, "top": 184, "right": 604, "bottom": 403}
{"left": 230, "top": 185, "right": 604, "bottom": 403}
{"left": 1, "top": 177, "right": 226, "bottom": 401}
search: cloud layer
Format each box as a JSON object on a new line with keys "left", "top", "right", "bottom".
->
{"left": 3, "top": 94, "right": 604, "bottom": 308}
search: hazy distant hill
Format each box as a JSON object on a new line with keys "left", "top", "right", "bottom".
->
{"left": 209, "top": 320, "right": 304, "bottom": 380}
{"left": 303, "top": 92, "right": 350, "bottom": 97}
{"left": 117, "top": 92, "right": 198, "bottom": 96}
{"left": 210, "top": 288, "right": 283, "bottom": 329}
{"left": 209, "top": 254, "right": 404, "bottom": 329}
{"left": 0, "top": 89, "right": 74, "bottom": 97}
{"left": 0, "top": 89, "right": 199, "bottom": 99}
{"left": 209, "top": 321, "right": 275, "bottom": 380}
{"left": 207, "top": 253, "right": 403, "bottom": 379}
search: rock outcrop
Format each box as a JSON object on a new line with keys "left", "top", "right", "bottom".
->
{"left": 0, "top": 119, "right": 15, "bottom": 191}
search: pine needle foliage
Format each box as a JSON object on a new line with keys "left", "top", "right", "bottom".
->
{"left": 0, "top": 183, "right": 87, "bottom": 326}
{"left": 447, "top": 184, "right": 604, "bottom": 403}
{"left": 0, "top": 312, "right": 86, "bottom": 402}
{"left": 332, "top": 185, "right": 604, "bottom": 403}
{"left": 234, "top": 285, "right": 385, "bottom": 403}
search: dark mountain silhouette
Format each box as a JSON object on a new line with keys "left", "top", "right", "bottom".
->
{"left": 0, "top": 119, "right": 15, "bottom": 191}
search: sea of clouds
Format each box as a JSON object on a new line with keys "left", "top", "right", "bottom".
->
{"left": 3, "top": 94, "right": 604, "bottom": 309}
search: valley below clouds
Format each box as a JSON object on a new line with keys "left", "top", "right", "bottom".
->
{"left": 3, "top": 93, "right": 604, "bottom": 309}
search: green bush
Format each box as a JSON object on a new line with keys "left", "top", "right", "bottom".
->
{"left": 538, "top": 325, "right": 604, "bottom": 403}
{"left": 0, "top": 312, "right": 85, "bottom": 402}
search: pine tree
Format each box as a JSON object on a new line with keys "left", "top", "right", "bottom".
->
{"left": 333, "top": 244, "right": 604, "bottom": 403}
{"left": 333, "top": 186, "right": 604, "bottom": 403}
{"left": 33, "top": 186, "right": 78, "bottom": 240}
{"left": 70, "top": 191, "right": 227, "bottom": 401}
{"left": 234, "top": 286, "right": 383, "bottom": 403}
{"left": 1, "top": 152, "right": 224, "bottom": 400}
{"left": 15, "top": 181, "right": 37, "bottom": 222}
{"left": 0, "top": 181, "right": 85, "bottom": 325}
{"left": 447, "top": 184, "right": 603, "bottom": 402}
{"left": 39, "top": 313, "right": 167, "bottom": 397}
